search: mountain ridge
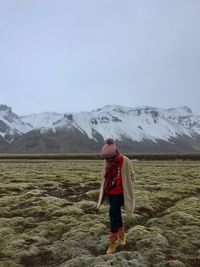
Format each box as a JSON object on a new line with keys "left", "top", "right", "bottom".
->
{"left": 1, "top": 104, "right": 200, "bottom": 153}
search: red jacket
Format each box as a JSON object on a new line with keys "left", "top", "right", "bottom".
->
{"left": 104, "top": 156, "right": 124, "bottom": 195}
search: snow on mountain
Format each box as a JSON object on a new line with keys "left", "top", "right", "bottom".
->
{"left": 20, "top": 112, "right": 64, "bottom": 129}
{"left": 101, "top": 106, "right": 188, "bottom": 141}
{"left": 0, "top": 105, "right": 33, "bottom": 141}
{"left": 37, "top": 104, "right": 200, "bottom": 142}
{"left": 164, "top": 107, "right": 200, "bottom": 136}
{"left": 2, "top": 104, "right": 200, "bottom": 144}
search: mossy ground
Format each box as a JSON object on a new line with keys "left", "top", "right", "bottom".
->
{"left": 0, "top": 159, "right": 199, "bottom": 267}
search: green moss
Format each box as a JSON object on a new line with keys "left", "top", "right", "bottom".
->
{"left": 85, "top": 189, "right": 99, "bottom": 198}
{"left": 0, "top": 159, "right": 200, "bottom": 266}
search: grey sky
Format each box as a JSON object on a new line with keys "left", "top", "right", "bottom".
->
{"left": 0, "top": 0, "right": 200, "bottom": 115}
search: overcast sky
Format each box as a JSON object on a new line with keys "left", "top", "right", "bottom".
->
{"left": 0, "top": 0, "right": 200, "bottom": 115}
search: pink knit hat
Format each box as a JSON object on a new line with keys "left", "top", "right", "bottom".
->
{"left": 101, "top": 138, "right": 117, "bottom": 158}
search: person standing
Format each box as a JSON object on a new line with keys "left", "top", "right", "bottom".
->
{"left": 97, "top": 138, "right": 135, "bottom": 254}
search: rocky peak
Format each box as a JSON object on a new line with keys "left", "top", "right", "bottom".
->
{"left": 0, "top": 104, "right": 12, "bottom": 113}
{"left": 0, "top": 104, "right": 19, "bottom": 123}
{"left": 179, "top": 106, "right": 192, "bottom": 114}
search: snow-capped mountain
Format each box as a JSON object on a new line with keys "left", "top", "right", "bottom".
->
{"left": 1, "top": 104, "right": 200, "bottom": 153}
{"left": 0, "top": 104, "right": 32, "bottom": 142}
{"left": 20, "top": 105, "right": 200, "bottom": 141}
{"left": 21, "top": 112, "right": 64, "bottom": 129}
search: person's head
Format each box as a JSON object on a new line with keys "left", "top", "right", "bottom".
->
{"left": 101, "top": 138, "right": 118, "bottom": 160}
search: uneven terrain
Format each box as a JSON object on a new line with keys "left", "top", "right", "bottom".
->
{"left": 0, "top": 159, "right": 200, "bottom": 267}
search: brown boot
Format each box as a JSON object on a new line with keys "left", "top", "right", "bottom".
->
{"left": 117, "top": 227, "right": 126, "bottom": 246}
{"left": 106, "top": 236, "right": 119, "bottom": 254}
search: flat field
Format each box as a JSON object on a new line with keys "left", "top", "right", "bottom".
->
{"left": 0, "top": 159, "right": 199, "bottom": 267}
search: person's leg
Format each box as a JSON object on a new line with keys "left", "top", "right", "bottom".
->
{"left": 116, "top": 194, "right": 124, "bottom": 230}
{"left": 106, "top": 194, "right": 124, "bottom": 254}
{"left": 115, "top": 195, "right": 126, "bottom": 245}
{"left": 108, "top": 194, "right": 124, "bottom": 235}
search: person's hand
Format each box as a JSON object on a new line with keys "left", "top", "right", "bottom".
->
{"left": 95, "top": 204, "right": 99, "bottom": 212}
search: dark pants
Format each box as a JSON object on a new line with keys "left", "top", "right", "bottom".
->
{"left": 108, "top": 194, "right": 124, "bottom": 233}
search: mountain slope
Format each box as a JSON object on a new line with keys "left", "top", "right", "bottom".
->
{"left": 21, "top": 104, "right": 200, "bottom": 141}
{"left": 21, "top": 112, "right": 64, "bottom": 129}
{"left": 7, "top": 128, "right": 104, "bottom": 153}
{"left": 0, "top": 104, "right": 32, "bottom": 142}
{"left": 1, "top": 104, "right": 200, "bottom": 153}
